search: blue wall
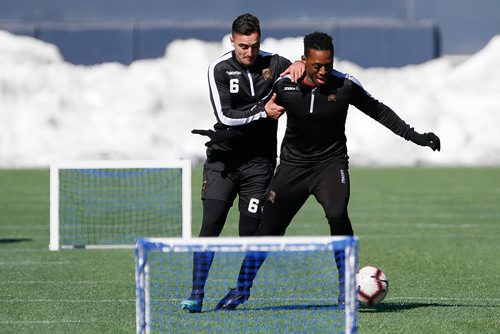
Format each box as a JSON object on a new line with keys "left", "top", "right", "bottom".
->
{"left": 3, "top": 0, "right": 496, "bottom": 66}
{"left": 0, "top": 20, "right": 439, "bottom": 67}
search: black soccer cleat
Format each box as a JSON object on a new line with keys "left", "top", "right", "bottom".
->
{"left": 214, "top": 287, "right": 250, "bottom": 311}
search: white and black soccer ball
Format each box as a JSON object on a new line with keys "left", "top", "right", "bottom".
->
{"left": 356, "top": 266, "right": 389, "bottom": 307}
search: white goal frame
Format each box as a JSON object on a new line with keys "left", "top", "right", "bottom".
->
{"left": 49, "top": 160, "right": 192, "bottom": 251}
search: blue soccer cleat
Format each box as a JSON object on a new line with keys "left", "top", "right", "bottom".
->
{"left": 180, "top": 291, "right": 204, "bottom": 313}
{"left": 337, "top": 282, "right": 345, "bottom": 305}
{"left": 214, "top": 288, "right": 250, "bottom": 311}
{"left": 335, "top": 249, "right": 346, "bottom": 305}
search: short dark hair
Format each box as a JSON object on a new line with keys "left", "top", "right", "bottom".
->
{"left": 232, "top": 13, "right": 261, "bottom": 36}
{"left": 303, "top": 31, "right": 334, "bottom": 57}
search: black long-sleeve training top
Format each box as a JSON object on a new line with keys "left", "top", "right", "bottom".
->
{"left": 207, "top": 50, "right": 291, "bottom": 161}
{"left": 274, "top": 70, "right": 417, "bottom": 166}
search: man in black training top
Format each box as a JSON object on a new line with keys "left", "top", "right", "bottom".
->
{"left": 214, "top": 31, "right": 440, "bottom": 311}
{"left": 181, "top": 13, "right": 304, "bottom": 312}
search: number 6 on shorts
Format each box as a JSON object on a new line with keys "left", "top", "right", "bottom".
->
{"left": 247, "top": 198, "right": 260, "bottom": 214}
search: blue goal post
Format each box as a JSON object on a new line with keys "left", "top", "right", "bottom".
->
{"left": 49, "top": 160, "right": 191, "bottom": 250}
{"left": 135, "top": 236, "right": 358, "bottom": 334}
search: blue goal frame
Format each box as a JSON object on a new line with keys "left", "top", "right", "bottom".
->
{"left": 135, "top": 236, "right": 358, "bottom": 334}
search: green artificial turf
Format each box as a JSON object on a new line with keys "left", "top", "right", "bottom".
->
{"left": 0, "top": 167, "right": 499, "bottom": 333}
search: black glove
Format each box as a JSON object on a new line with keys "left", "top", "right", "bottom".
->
{"left": 409, "top": 132, "right": 441, "bottom": 151}
{"left": 191, "top": 128, "right": 243, "bottom": 146}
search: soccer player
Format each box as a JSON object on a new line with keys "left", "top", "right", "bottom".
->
{"left": 214, "top": 31, "right": 441, "bottom": 310}
{"left": 180, "top": 13, "right": 304, "bottom": 313}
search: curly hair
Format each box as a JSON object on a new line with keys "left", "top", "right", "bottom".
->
{"left": 303, "top": 31, "right": 334, "bottom": 57}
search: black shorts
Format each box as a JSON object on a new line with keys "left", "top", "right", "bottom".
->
{"left": 258, "top": 159, "right": 352, "bottom": 235}
{"left": 201, "top": 157, "right": 275, "bottom": 218}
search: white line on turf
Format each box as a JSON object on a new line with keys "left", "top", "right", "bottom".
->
{"left": 0, "top": 299, "right": 134, "bottom": 303}
{"left": 0, "top": 225, "right": 47, "bottom": 230}
{"left": 296, "top": 222, "right": 498, "bottom": 230}
{"left": 359, "top": 233, "right": 500, "bottom": 239}
{"left": 0, "top": 320, "right": 116, "bottom": 325}
{"left": 356, "top": 222, "right": 493, "bottom": 228}
{"left": 389, "top": 296, "right": 500, "bottom": 302}
{"left": 0, "top": 261, "right": 69, "bottom": 265}
{"left": 0, "top": 249, "right": 55, "bottom": 253}
{"left": 2, "top": 280, "right": 129, "bottom": 284}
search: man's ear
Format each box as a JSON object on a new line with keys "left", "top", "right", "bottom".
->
{"left": 230, "top": 36, "right": 235, "bottom": 47}
{"left": 301, "top": 55, "right": 307, "bottom": 64}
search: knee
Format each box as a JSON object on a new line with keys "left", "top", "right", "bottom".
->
{"left": 255, "top": 222, "right": 285, "bottom": 236}
{"left": 239, "top": 214, "right": 260, "bottom": 236}
{"left": 327, "top": 213, "right": 353, "bottom": 236}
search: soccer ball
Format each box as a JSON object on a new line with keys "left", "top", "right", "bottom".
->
{"left": 356, "top": 266, "right": 389, "bottom": 307}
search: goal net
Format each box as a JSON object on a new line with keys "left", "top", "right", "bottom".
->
{"left": 135, "top": 236, "right": 358, "bottom": 334}
{"left": 49, "top": 160, "right": 191, "bottom": 250}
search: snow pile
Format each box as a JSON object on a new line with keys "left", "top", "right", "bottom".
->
{"left": 1, "top": 30, "right": 499, "bottom": 167}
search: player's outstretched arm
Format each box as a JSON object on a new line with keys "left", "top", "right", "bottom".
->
{"left": 408, "top": 132, "right": 441, "bottom": 151}
{"left": 191, "top": 128, "right": 243, "bottom": 146}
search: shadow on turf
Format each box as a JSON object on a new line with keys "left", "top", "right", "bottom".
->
{"left": 204, "top": 302, "right": 460, "bottom": 313}
{"left": 204, "top": 304, "right": 342, "bottom": 313}
{"left": 359, "top": 302, "right": 456, "bottom": 313}
{"left": 254, "top": 304, "right": 341, "bottom": 311}
{"left": 0, "top": 238, "right": 32, "bottom": 244}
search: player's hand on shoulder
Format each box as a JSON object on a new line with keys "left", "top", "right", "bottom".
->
{"left": 280, "top": 61, "right": 305, "bottom": 83}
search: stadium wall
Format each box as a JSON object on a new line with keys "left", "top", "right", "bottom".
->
{"left": 0, "top": 20, "right": 439, "bottom": 67}
{"left": 1, "top": 0, "right": 499, "bottom": 56}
